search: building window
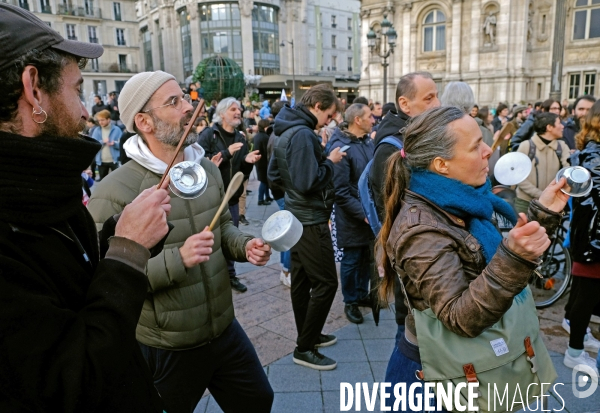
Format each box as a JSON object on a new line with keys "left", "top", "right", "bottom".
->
{"left": 331, "top": 35, "right": 336, "bottom": 48}
{"left": 113, "top": 2, "right": 122, "bottom": 21}
{"left": 348, "top": 56, "right": 352, "bottom": 72}
{"left": 569, "top": 74, "right": 581, "bottom": 99}
{"left": 348, "top": 17, "right": 352, "bottom": 30}
{"left": 84, "top": 0, "right": 95, "bottom": 16}
{"left": 18, "top": 0, "right": 29, "bottom": 11}
{"left": 200, "top": 3, "right": 243, "bottom": 68}
{"left": 584, "top": 71, "right": 596, "bottom": 96}
{"left": 180, "top": 9, "right": 193, "bottom": 78}
{"left": 573, "top": 0, "right": 600, "bottom": 40}
{"left": 90, "top": 58, "right": 99, "bottom": 72}
{"left": 66, "top": 24, "right": 77, "bottom": 40}
{"left": 116, "top": 28, "right": 126, "bottom": 46}
{"left": 348, "top": 37, "right": 352, "bottom": 50}
{"left": 118, "top": 54, "right": 128, "bottom": 71}
{"left": 88, "top": 26, "right": 98, "bottom": 43}
{"left": 331, "top": 15, "right": 336, "bottom": 28}
{"left": 251, "top": 4, "right": 280, "bottom": 76}
{"left": 423, "top": 10, "right": 446, "bottom": 52}
{"left": 142, "top": 28, "right": 153, "bottom": 72}
{"left": 332, "top": 55, "right": 337, "bottom": 71}
{"left": 40, "top": 0, "right": 51, "bottom": 13}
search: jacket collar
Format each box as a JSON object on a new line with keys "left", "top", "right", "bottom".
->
{"left": 404, "top": 190, "right": 467, "bottom": 228}
{"left": 531, "top": 134, "right": 559, "bottom": 151}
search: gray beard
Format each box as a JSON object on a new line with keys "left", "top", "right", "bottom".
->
{"left": 153, "top": 115, "right": 198, "bottom": 147}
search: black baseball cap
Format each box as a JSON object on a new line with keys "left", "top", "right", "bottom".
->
{"left": 0, "top": 3, "right": 103, "bottom": 71}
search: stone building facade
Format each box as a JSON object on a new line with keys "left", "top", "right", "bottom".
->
{"left": 359, "top": 0, "right": 600, "bottom": 107}
{"left": 135, "top": 0, "right": 361, "bottom": 100}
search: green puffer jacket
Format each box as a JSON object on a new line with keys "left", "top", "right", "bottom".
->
{"left": 87, "top": 159, "right": 252, "bottom": 350}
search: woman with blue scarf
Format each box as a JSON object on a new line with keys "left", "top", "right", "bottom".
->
{"left": 378, "top": 107, "right": 569, "bottom": 411}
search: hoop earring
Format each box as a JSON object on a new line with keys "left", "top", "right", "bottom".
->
{"left": 32, "top": 107, "right": 48, "bottom": 124}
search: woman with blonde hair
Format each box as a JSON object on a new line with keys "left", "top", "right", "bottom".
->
{"left": 563, "top": 100, "right": 600, "bottom": 374}
{"left": 378, "top": 106, "right": 568, "bottom": 409}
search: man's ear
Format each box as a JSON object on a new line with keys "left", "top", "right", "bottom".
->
{"left": 431, "top": 156, "right": 450, "bottom": 176}
{"left": 21, "top": 65, "right": 45, "bottom": 110}
{"left": 134, "top": 113, "right": 153, "bottom": 134}
{"left": 398, "top": 96, "right": 409, "bottom": 115}
{"left": 313, "top": 102, "right": 322, "bottom": 112}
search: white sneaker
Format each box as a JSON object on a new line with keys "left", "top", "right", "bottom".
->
{"left": 279, "top": 271, "right": 291, "bottom": 288}
{"left": 584, "top": 334, "right": 600, "bottom": 353}
{"left": 562, "top": 318, "right": 592, "bottom": 335}
{"left": 564, "top": 350, "right": 599, "bottom": 377}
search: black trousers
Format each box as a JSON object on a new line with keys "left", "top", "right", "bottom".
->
{"left": 139, "top": 319, "right": 273, "bottom": 413}
{"left": 565, "top": 276, "right": 600, "bottom": 349}
{"left": 98, "top": 162, "right": 118, "bottom": 180}
{"left": 290, "top": 222, "right": 338, "bottom": 351}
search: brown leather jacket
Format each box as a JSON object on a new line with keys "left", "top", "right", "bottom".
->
{"left": 386, "top": 190, "right": 561, "bottom": 341}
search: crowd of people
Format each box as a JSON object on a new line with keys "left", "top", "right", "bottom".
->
{"left": 1, "top": 4, "right": 600, "bottom": 413}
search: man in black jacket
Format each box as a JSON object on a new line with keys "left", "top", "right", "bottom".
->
{"left": 371, "top": 71, "right": 440, "bottom": 339}
{"left": 268, "top": 84, "right": 345, "bottom": 370}
{"left": 0, "top": 4, "right": 170, "bottom": 411}
{"left": 197, "top": 97, "right": 261, "bottom": 293}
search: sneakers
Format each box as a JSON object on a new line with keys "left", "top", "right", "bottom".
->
{"left": 315, "top": 333, "right": 337, "bottom": 348}
{"left": 564, "top": 350, "right": 599, "bottom": 377}
{"left": 239, "top": 215, "right": 249, "bottom": 225}
{"left": 344, "top": 303, "right": 363, "bottom": 324}
{"left": 230, "top": 277, "right": 247, "bottom": 293}
{"left": 258, "top": 200, "right": 272, "bottom": 206}
{"left": 293, "top": 348, "right": 337, "bottom": 370}
{"left": 562, "top": 318, "right": 592, "bottom": 335}
{"left": 279, "top": 270, "right": 291, "bottom": 288}
{"left": 584, "top": 334, "right": 600, "bottom": 353}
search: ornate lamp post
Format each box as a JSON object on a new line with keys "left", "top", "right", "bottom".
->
{"left": 367, "top": 14, "right": 397, "bottom": 102}
{"left": 280, "top": 39, "right": 296, "bottom": 98}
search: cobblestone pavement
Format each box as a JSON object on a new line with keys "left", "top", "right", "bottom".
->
{"left": 193, "top": 176, "right": 600, "bottom": 413}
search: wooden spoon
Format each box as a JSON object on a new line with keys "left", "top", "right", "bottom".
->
{"left": 208, "top": 172, "right": 245, "bottom": 231}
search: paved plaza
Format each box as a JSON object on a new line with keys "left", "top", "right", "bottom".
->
{"left": 192, "top": 176, "right": 600, "bottom": 413}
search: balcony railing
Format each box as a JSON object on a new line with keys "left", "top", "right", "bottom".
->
{"left": 57, "top": 4, "right": 102, "bottom": 18}
{"left": 40, "top": 4, "right": 52, "bottom": 13}
{"left": 67, "top": 35, "right": 77, "bottom": 40}
{"left": 82, "top": 62, "right": 138, "bottom": 73}
{"left": 89, "top": 37, "right": 99, "bottom": 43}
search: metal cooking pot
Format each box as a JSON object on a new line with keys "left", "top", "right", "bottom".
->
{"left": 168, "top": 161, "right": 208, "bottom": 199}
{"left": 261, "top": 210, "right": 303, "bottom": 252}
{"left": 556, "top": 166, "right": 593, "bottom": 197}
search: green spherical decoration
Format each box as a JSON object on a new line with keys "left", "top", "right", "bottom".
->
{"left": 192, "top": 56, "right": 245, "bottom": 102}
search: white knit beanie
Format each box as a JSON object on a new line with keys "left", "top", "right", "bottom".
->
{"left": 118, "top": 70, "right": 177, "bottom": 132}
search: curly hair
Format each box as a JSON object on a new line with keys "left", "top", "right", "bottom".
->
{"left": 0, "top": 48, "right": 85, "bottom": 126}
{"left": 576, "top": 100, "right": 600, "bottom": 150}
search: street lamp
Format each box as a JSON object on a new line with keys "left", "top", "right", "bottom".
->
{"left": 367, "top": 14, "right": 397, "bottom": 102}
{"left": 280, "top": 39, "right": 296, "bottom": 99}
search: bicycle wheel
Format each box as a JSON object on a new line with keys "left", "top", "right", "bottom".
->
{"left": 528, "top": 235, "right": 572, "bottom": 309}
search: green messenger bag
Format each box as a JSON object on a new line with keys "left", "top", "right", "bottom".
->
{"left": 407, "top": 285, "right": 557, "bottom": 413}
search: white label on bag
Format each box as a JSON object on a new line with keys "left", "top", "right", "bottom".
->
{"left": 490, "top": 338, "right": 509, "bottom": 356}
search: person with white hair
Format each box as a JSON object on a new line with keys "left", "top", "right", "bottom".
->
{"left": 198, "top": 97, "right": 262, "bottom": 293}
{"left": 88, "top": 73, "right": 273, "bottom": 413}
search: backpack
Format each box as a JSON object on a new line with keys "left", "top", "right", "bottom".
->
{"left": 525, "top": 139, "right": 563, "bottom": 188}
{"left": 358, "top": 137, "right": 403, "bottom": 235}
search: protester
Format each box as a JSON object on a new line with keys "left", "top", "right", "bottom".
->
{"left": 563, "top": 95, "right": 596, "bottom": 150}
{"left": 268, "top": 84, "right": 346, "bottom": 370}
{"left": 254, "top": 119, "right": 272, "bottom": 205}
{"left": 371, "top": 101, "right": 383, "bottom": 124}
{"left": 259, "top": 100, "right": 271, "bottom": 119}
{"left": 91, "top": 109, "right": 120, "bottom": 179}
{"left": 91, "top": 94, "right": 110, "bottom": 117}
{"left": 329, "top": 103, "right": 375, "bottom": 324}
{"left": 564, "top": 100, "right": 600, "bottom": 374}
{"left": 0, "top": 4, "right": 171, "bottom": 411}
{"left": 207, "top": 99, "right": 218, "bottom": 123}
{"left": 515, "top": 113, "right": 570, "bottom": 214}
{"left": 108, "top": 90, "right": 122, "bottom": 127}
{"left": 439, "top": 81, "right": 475, "bottom": 115}
{"left": 511, "top": 99, "right": 562, "bottom": 151}
{"left": 198, "top": 97, "right": 261, "bottom": 293}
{"left": 378, "top": 106, "right": 568, "bottom": 409}
{"left": 492, "top": 103, "right": 509, "bottom": 132}
{"left": 492, "top": 105, "right": 528, "bottom": 155}
{"left": 88, "top": 71, "right": 274, "bottom": 413}
{"left": 470, "top": 104, "right": 479, "bottom": 118}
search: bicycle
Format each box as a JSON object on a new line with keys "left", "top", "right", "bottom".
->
{"left": 492, "top": 186, "right": 572, "bottom": 308}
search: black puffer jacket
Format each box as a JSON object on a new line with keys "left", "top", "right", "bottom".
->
{"left": 268, "top": 104, "right": 335, "bottom": 225}
{"left": 570, "top": 140, "right": 600, "bottom": 263}
{"left": 328, "top": 125, "right": 375, "bottom": 248}
{"left": 198, "top": 123, "right": 253, "bottom": 206}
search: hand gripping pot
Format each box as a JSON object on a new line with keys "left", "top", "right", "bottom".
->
{"left": 556, "top": 166, "right": 593, "bottom": 197}
{"left": 168, "top": 161, "right": 208, "bottom": 199}
{"left": 261, "top": 210, "right": 303, "bottom": 251}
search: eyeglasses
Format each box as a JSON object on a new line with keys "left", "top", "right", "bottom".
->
{"left": 143, "top": 94, "right": 192, "bottom": 113}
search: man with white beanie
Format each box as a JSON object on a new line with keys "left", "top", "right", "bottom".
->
{"left": 87, "top": 71, "right": 274, "bottom": 413}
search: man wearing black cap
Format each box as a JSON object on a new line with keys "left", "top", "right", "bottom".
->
{"left": 0, "top": 4, "right": 171, "bottom": 411}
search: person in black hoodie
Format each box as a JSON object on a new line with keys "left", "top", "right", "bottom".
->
{"left": 371, "top": 71, "right": 440, "bottom": 341}
{"left": 268, "top": 84, "right": 346, "bottom": 370}
{"left": 197, "top": 97, "right": 261, "bottom": 293}
{"left": 253, "top": 119, "right": 272, "bottom": 205}
{"left": 0, "top": 4, "right": 171, "bottom": 411}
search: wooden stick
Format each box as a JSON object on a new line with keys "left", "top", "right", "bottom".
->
{"left": 208, "top": 172, "right": 245, "bottom": 231}
{"left": 157, "top": 98, "right": 206, "bottom": 188}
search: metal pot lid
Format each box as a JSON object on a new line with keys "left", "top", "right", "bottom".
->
{"left": 169, "top": 161, "right": 208, "bottom": 200}
{"left": 556, "top": 166, "right": 593, "bottom": 197}
{"left": 262, "top": 210, "right": 294, "bottom": 243}
{"left": 494, "top": 152, "right": 533, "bottom": 186}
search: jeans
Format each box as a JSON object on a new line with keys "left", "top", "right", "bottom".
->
{"left": 385, "top": 334, "right": 448, "bottom": 412}
{"left": 258, "top": 181, "right": 269, "bottom": 202}
{"left": 226, "top": 204, "right": 239, "bottom": 279}
{"left": 275, "top": 198, "right": 291, "bottom": 271}
{"left": 139, "top": 319, "right": 273, "bottom": 413}
{"left": 340, "top": 245, "right": 372, "bottom": 304}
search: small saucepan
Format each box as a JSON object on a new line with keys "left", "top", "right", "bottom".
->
{"left": 261, "top": 210, "right": 303, "bottom": 252}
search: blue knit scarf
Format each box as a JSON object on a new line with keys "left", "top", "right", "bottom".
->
{"left": 409, "top": 169, "right": 517, "bottom": 264}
